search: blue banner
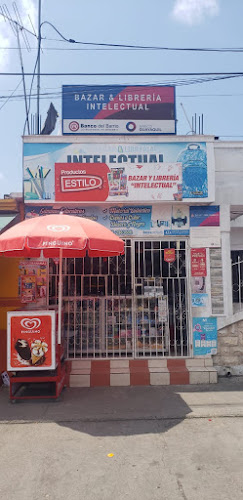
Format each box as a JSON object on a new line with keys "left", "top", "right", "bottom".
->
{"left": 190, "top": 206, "right": 220, "bottom": 227}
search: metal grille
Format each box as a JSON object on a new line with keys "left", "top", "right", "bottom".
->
{"left": 232, "top": 251, "right": 243, "bottom": 313}
{"left": 134, "top": 240, "right": 188, "bottom": 357}
{"left": 49, "top": 239, "right": 189, "bottom": 358}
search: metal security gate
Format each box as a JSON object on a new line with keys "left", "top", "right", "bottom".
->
{"left": 49, "top": 239, "right": 189, "bottom": 358}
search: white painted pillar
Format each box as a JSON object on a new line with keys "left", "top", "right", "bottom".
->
{"left": 220, "top": 204, "right": 233, "bottom": 317}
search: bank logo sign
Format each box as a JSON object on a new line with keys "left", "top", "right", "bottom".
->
{"left": 62, "top": 85, "right": 176, "bottom": 135}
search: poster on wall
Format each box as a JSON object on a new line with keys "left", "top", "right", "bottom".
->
{"left": 23, "top": 142, "right": 212, "bottom": 203}
{"left": 7, "top": 310, "right": 56, "bottom": 371}
{"left": 190, "top": 205, "right": 220, "bottom": 227}
{"left": 62, "top": 85, "right": 176, "bottom": 135}
{"left": 193, "top": 317, "right": 217, "bottom": 356}
{"left": 24, "top": 204, "right": 189, "bottom": 238}
{"left": 191, "top": 276, "right": 206, "bottom": 294}
{"left": 19, "top": 260, "right": 48, "bottom": 307}
{"left": 191, "top": 248, "right": 207, "bottom": 276}
{"left": 21, "top": 275, "right": 36, "bottom": 303}
{"left": 191, "top": 294, "right": 208, "bottom": 307}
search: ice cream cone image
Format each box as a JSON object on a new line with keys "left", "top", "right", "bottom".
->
{"left": 31, "top": 340, "right": 48, "bottom": 366}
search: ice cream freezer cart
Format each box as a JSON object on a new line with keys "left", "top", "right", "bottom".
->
{"left": 7, "top": 310, "right": 68, "bottom": 401}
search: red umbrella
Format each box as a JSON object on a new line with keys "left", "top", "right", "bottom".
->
{"left": 0, "top": 214, "right": 124, "bottom": 343}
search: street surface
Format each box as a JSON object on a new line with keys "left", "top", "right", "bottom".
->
{"left": 1, "top": 378, "right": 243, "bottom": 500}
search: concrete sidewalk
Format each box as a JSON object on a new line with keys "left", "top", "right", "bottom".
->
{"left": 1, "top": 376, "right": 243, "bottom": 424}
{"left": 1, "top": 377, "right": 243, "bottom": 500}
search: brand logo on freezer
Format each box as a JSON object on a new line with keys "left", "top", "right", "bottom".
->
{"left": 61, "top": 175, "right": 103, "bottom": 192}
{"left": 20, "top": 318, "right": 41, "bottom": 330}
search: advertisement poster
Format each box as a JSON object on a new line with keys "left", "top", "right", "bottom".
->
{"left": 25, "top": 204, "right": 189, "bottom": 238}
{"left": 55, "top": 161, "right": 183, "bottom": 203}
{"left": 19, "top": 260, "right": 48, "bottom": 307}
{"left": 21, "top": 275, "right": 36, "bottom": 303}
{"left": 62, "top": 85, "right": 176, "bottom": 135}
{"left": 191, "top": 276, "right": 206, "bottom": 294}
{"left": 192, "top": 294, "right": 208, "bottom": 307}
{"left": 193, "top": 317, "right": 217, "bottom": 356}
{"left": 7, "top": 310, "right": 56, "bottom": 371}
{"left": 23, "top": 142, "right": 211, "bottom": 202}
{"left": 190, "top": 205, "right": 220, "bottom": 227}
{"left": 151, "top": 205, "right": 189, "bottom": 235}
{"left": 191, "top": 248, "right": 207, "bottom": 277}
{"left": 164, "top": 248, "right": 176, "bottom": 263}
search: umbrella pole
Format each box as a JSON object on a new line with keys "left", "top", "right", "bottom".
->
{"left": 57, "top": 248, "right": 63, "bottom": 345}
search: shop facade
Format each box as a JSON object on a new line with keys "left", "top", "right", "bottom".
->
{"left": 21, "top": 135, "right": 221, "bottom": 385}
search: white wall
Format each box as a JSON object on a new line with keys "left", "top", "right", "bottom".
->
{"left": 215, "top": 144, "right": 243, "bottom": 205}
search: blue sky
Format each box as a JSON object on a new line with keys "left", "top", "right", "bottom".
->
{"left": 0, "top": 0, "right": 243, "bottom": 197}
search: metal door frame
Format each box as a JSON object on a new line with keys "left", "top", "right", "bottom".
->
{"left": 131, "top": 237, "right": 191, "bottom": 358}
{"left": 51, "top": 236, "right": 191, "bottom": 359}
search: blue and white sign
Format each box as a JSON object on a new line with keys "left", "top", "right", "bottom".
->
{"left": 62, "top": 85, "right": 176, "bottom": 135}
{"left": 190, "top": 205, "right": 220, "bottom": 227}
{"left": 192, "top": 294, "right": 208, "bottom": 307}
{"left": 24, "top": 204, "right": 190, "bottom": 237}
{"left": 193, "top": 317, "right": 217, "bottom": 356}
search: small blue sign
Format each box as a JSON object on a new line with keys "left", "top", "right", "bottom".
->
{"left": 193, "top": 317, "right": 217, "bottom": 356}
{"left": 192, "top": 294, "right": 208, "bottom": 307}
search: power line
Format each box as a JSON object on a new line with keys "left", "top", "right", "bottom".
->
{"left": 2, "top": 45, "right": 243, "bottom": 52}
{"left": 1, "top": 72, "right": 243, "bottom": 76}
{"left": 0, "top": 79, "right": 22, "bottom": 110}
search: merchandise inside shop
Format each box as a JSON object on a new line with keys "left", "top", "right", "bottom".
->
{"left": 48, "top": 238, "right": 188, "bottom": 359}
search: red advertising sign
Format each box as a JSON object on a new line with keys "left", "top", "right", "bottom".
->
{"left": 191, "top": 248, "right": 207, "bottom": 277}
{"left": 7, "top": 311, "right": 56, "bottom": 371}
{"left": 55, "top": 163, "right": 110, "bottom": 202}
{"left": 164, "top": 248, "right": 176, "bottom": 263}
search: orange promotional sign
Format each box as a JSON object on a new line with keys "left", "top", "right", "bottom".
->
{"left": 7, "top": 311, "right": 56, "bottom": 371}
{"left": 55, "top": 163, "right": 110, "bottom": 202}
{"left": 164, "top": 248, "right": 176, "bottom": 263}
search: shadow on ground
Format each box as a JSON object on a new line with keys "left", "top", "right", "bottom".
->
{"left": 1, "top": 377, "right": 243, "bottom": 437}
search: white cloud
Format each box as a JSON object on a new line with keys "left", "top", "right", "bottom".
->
{"left": 172, "top": 0, "right": 219, "bottom": 25}
{"left": 0, "top": 1, "right": 37, "bottom": 70}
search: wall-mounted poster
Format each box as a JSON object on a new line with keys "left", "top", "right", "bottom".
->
{"left": 25, "top": 204, "right": 189, "bottom": 238}
{"left": 19, "top": 260, "right": 48, "bottom": 307}
{"left": 7, "top": 310, "right": 56, "bottom": 371}
{"left": 193, "top": 317, "right": 217, "bottom": 356}
{"left": 21, "top": 275, "right": 36, "bottom": 303}
{"left": 190, "top": 205, "right": 220, "bottom": 227}
{"left": 192, "top": 294, "right": 208, "bottom": 307}
{"left": 191, "top": 248, "right": 207, "bottom": 277}
{"left": 191, "top": 276, "right": 206, "bottom": 293}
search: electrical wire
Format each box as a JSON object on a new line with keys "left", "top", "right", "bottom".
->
{"left": 2, "top": 44, "right": 243, "bottom": 52}
{"left": 39, "top": 24, "right": 243, "bottom": 52}
{"left": 0, "top": 78, "right": 22, "bottom": 110}
{"left": 1, "top": 72, "right": 243, "bottom": 76}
